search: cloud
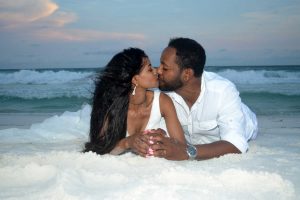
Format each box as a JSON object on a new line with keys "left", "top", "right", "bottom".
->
{"left": 232, "top": 5, "right": 300, "bottom": 50}
{"left": 241, "top": 5, "right": 300, "bottom": 30}
{"left": 39, "top": 11, "right": 77, "bottom": 28}
{"left": 0, "top": 0, "right": 144, "bottom": 42}
{"left": 84, "top": 50, "right": 117, "bottom": 56}
{"left": 0, "top": 0, "right": 59, "bottom": 27}
{"left": 241, "top": 11, "right": 276, "bottom": 21}
{"left": 218, "top": 48, "right": 227, "bottom": 52}
{"left": 34, "top": 29, "right": 146, "bottom": 42}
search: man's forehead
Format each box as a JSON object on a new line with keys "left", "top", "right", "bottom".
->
{"left": 162, "top": 47, "right": 176, "bottom": 59}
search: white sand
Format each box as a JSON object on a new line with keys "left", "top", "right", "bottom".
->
{"left": 0, "top": 105, "right": 299, "bottom": 200}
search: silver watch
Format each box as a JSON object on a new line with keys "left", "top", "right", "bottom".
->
{"left": 186, "top": 143, "right": 197, "bottom": 160}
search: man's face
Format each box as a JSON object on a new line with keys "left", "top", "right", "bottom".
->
{"left": 157, "top": 47, "right": 183, "bottom": 91}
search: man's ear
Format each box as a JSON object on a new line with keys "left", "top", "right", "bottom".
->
{"left": 183, "top": 68, "right": 194, "bottom": 82}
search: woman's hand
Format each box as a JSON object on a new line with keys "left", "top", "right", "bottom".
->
{"left": 126, "top": 131, "right": 151, "bottom": 157}
{"left": 110, "top": 132, "right": 149, "bottom": 155}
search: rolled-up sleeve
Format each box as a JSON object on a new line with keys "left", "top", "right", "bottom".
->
{"left": 217, "top": 84, "right": 249, "bottom": 153}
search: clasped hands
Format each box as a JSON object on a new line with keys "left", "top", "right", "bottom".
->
{"left": 128, "top": 128, "right": 188, "bottom": 161}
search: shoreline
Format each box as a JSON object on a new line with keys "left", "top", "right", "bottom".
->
{"left": 0, "top": 112, "right": 60, "bottom": 130}
{"left": 1, "top": 112, "right": 299, "bottom": 131}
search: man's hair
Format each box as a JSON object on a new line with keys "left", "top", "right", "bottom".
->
{"left": 168, "top": 37, "right": 206, "bottom": 77}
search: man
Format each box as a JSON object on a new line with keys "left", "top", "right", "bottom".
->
{"left": 144, "top": 37, "right": 258, "bottom": 160}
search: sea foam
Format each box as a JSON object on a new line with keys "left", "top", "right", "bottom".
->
{"left": 0, "top": 70, "right": 94, "bottom": 85}
{"left": 218, "top": 69, "right": 300, "bottom": 84}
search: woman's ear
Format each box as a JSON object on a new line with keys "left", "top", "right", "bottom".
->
{"left": 131, "top": 75, "right": 139, "bottom": 85}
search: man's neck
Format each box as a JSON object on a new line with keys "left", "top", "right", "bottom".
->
{"left": 175, "top": 77, "right": 201, "bottom": 109}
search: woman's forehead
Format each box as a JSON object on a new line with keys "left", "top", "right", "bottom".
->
{"left": 142, "top": 57, "right": 150, "bottom": 64}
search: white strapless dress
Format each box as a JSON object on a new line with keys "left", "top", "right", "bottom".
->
{"left": 126, "top": 91, "right": 163, "bottom": 136}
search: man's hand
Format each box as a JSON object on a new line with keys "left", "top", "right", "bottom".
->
{"left": 146, "top": 129, "right": 188, "bottom": 161}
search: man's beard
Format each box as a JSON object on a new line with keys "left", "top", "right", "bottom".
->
{"left": 158, "top": 78, "right": 183, "bottom": 92}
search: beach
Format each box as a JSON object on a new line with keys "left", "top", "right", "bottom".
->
{"left": 0, "top": 111, "right": 299, "bottom": 199}
{"left": 0, "top": 66, "right": 299, "bottom": 199}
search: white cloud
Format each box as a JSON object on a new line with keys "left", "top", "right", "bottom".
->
{"left": 234, "top": 5, "right": 300, "bottom": 48}
{"left": 34, "top": 29, "right": 146, "bottom": 41}
{"left": 0, "top": 0, "right": 59, "bottom": 27}
{"left": 241, "top": 5, "right": 300, "bottom": 29}
{"left": 242, "top": 12, "right": 276, "bottom": 21}
{"left": 0, "top": 0, "right": 144, "bottom": 42}
{"left": 39, "top": 11, "right": 77, "bottom": 27}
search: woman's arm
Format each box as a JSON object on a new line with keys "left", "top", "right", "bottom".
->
{"left": 159, "top": 93, "right": 186, "bottom": 144}
{"left": 110, "top": 138, "right": 129, "bottom": 155}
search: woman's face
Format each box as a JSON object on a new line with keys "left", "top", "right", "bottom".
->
{"left": 136, "top": 57, "right": 158, "bottom": 89}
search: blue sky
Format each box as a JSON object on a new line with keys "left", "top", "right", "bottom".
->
{"left": 0, "top": 0, "right": 300, "bottom": 68}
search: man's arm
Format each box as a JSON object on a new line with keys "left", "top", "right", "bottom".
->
{"left": 149, "top": 129, "right": 241, "bottom": 160}
{"left": 194, "top": 140, "right": 240, "bottom": 160}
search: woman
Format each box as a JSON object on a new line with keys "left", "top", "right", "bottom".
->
{"left": 84, "top": 48, "right": 185, "bottom": 156}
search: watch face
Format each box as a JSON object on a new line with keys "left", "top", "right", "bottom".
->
{"left": 187, "top": 144, "right": 197, "bottom": 158}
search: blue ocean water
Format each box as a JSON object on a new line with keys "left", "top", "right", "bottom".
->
{"left": 0, "top": 66, "right": 299, "bottom": 117}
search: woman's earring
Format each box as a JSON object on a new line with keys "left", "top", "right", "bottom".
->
{"left": 132, "top": 84, "right": 137, "bottom": 96}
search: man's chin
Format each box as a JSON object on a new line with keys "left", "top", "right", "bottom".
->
{"left": 158, "top": 85, "right": 173, "bottom": 92}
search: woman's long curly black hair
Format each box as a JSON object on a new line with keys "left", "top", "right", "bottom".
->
{"left": 84, "top": 48, "right": 148, "bottom": 154}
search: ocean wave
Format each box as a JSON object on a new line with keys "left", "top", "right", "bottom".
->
{"left": 237, "top": 83, "right": 300, "bottom": 96}
{"left": 0, "top": 69, "right": 95, "bottom": 85}
{"left": 1, "top": 68, "right": 299, "bottom": 110}
{"left": 241, "top": 91, "right": 300, "bottom": 98}
{"left": 0, "top": 88, "right": 92, "bottom": 99}
{"left": 0, "top": 79, "right": 93, "bottom": 99}
{"left": 217, "top": 69, "right": 300, "bottom": 84}
{"left": 240, "top": 92, "right": 300, "bottom": 115}
{"left": 0, "top": 95, "right": 90, "bottom": 102}
{"left": 3, "top": 68, "right": 299, "bottom": 86}
{"left": 0, "top": 95, "right": 90, "bottom": 113}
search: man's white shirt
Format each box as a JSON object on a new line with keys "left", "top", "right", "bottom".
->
{"left": 160, "top": 71, "right": 258, "bottom": 153}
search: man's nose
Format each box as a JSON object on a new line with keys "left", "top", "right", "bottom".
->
{"left": 157, "top": 65, "right": 163, "bottom": 75}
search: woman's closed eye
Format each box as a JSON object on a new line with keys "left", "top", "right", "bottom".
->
{"left": 148, "top": 66, "right": 154, "bottom": 72}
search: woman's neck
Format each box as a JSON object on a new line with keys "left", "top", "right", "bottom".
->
{"left": 129, "top": 88, "right": 147, "bottom": 107}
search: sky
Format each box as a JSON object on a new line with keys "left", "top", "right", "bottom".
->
{"left": 0, "top": 0, "right": 300, "bottom": 69}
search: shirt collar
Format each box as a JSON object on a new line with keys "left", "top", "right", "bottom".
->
{"left": 195, "top": 71, "right": 206, "bottom": 104}
{"left": 167, "top": 71, "right": 206, "bottom": 105}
